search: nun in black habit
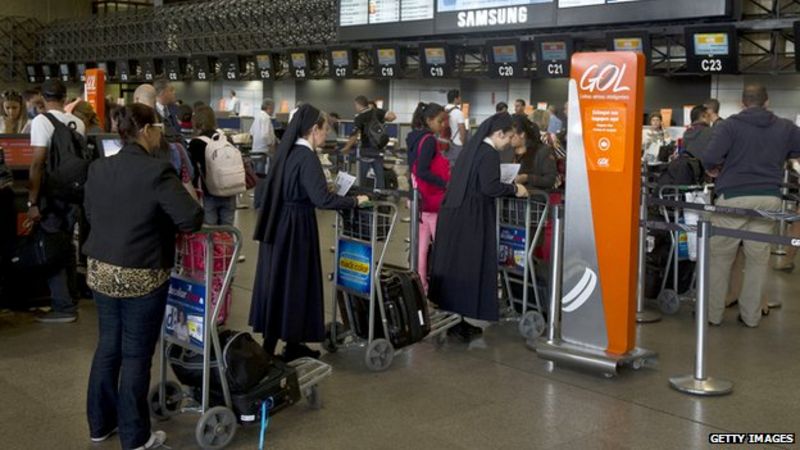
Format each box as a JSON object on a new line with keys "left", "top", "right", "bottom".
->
{"left": 429, "top": 112, "right": 527, "bottom": 339}
{"left": 250, "top": 104, "right": 368, "bottom": 360}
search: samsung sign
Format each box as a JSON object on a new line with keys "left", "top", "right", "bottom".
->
{"left": 457, "top": 7, "right": 528, "bottom": 28}
{"left": 438, "top": 4, "right": 551, "bottom": 33}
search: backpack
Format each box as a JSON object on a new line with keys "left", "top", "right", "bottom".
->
{"left": 199, "top": 130, "right": 247, "bottom": 197}
{"left": 365, "top": 111, "right": 390, "bottom": 150}
{"left": 658, "top": 154, "right": 704, "bottom": 187}
{"left": 168, "top": 330, "right": 274, "bottom": 394}
{"left": 43, "top": 113, "right": 91, "bottom": 204}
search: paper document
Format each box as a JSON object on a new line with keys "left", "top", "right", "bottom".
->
{"left": 500, "top": 164, "right": 521, "bottom": 184}
{"left": 335, "top": 171, "right": 357, "bottom": 196}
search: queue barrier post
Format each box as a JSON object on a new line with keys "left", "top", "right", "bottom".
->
{"left": 669, "top": 220, "right": 733, "bottom": 396}
{"left": 637, "top": 167, "right": 661, "bottom": 323}
{"left": 410, "top": 188, "right": 420, "bottom": 272}
{"left": 546, "top": 204, "right": 564, "bottom": 343}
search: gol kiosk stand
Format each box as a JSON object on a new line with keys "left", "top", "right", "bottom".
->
{"left": 533, "top": 51, "right": 657, "bottom": 377}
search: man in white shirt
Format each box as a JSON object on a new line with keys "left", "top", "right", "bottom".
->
{"left": 228, "top": 90, "right": 240, "bottom": 116}
{"left": 28, "top": 79, "right": 86, "bottom": 324}
{"left": 446, "top": 89, "right": 467, "bottom": 169}
{"left": 249, "top": 98, "right": 276, "bottom": 176}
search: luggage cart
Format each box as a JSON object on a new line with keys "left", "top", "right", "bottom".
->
{"left": 324, "top": 202, "right": 461, "bottom": 372}
{"left": 148, "top": 227, "right": 332, "bottom": 450}
{"left": 655, "top": 185, "right": 712, "bottom": 315}
{"left": 497, "top": 192, "right": 550, "bottom": 339}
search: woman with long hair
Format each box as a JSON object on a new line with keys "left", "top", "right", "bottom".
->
{"left": 406, "top": 102, "right": 450, "bottom": 293}
{"left": 429, "top": 112, "right": 528, "bottom": 340}
{"left": 510, "top": 115, "right": 559, "bottom": 191}
{"left": 0, "top": 91, "right": 31, "bottom": 134}
{"left": 251, "top": 104, "right": 368, "bottom": 360}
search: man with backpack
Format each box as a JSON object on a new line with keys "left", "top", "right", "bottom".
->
{"left": 342, "top": 95, "right": 396, "bottom": 189}
{"left": 27, "top": 79, "right": 87, "bottom": 323}
{"left": 444, "top": 89, "right": 467, "bottom": 169}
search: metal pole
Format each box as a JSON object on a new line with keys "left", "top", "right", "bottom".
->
{"left": 669, "top": 220, "right": 733, "bottom": 396}
{"left": 410, "top": 188, "right": 420, "bottom": 272}
{"left": 546, "top": 205, "right": 564, "bottom": 343}
{"left": 637, "top": 170, "right": 661, "bottom": 323}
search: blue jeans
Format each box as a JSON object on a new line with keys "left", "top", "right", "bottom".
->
{"left": 203, "top": 194, "right": 236, "bottom": 226}
{"left": 87, "top": 283, "right": 168, "bottom": 449}
{"left": 359, "top": 156, "right": 385, "bottom": 189}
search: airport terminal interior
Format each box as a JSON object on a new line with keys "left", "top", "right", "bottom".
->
{"left": 2, "top": 0, "right": 800, "bottom": 449}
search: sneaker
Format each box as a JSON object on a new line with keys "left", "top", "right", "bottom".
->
{"left": 133, "top": 431, "right": 167, "bottom": 450}
{"left": 35, "top": 311, "right": 77, "bottom": 323}
{"left": 90, "top": 427, "right": 118, "bottom": 443}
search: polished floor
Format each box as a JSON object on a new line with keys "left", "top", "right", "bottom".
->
{"left": 1, "top": 202, "right": 799, "bottom": 450}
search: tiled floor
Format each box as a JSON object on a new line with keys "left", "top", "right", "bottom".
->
{"left": 1, "top": 204, "right": 798, "bottom": 450}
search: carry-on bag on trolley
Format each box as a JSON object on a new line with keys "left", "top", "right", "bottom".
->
{"left": 341, "top": 265, "right": 431, "bottom": 348}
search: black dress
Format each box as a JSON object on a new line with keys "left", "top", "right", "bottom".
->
{"left": 249, "top": 144, "right": 356, "bottom": 343}
{"left": 429, "top": 143, "right": 516, "bottom": 321}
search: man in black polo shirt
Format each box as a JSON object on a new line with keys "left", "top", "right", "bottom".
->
{"left": 342, "top": 95, "right": 396, "bottom": 189}
{"left": 701, "top": 84, "right": 800, "bottom": 327}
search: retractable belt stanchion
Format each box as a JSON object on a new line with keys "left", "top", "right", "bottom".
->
{"left": 637, "top": 166, "right": 661, "bottom": 323}
{"left": 410, "top": 188, "right": 420, "bottom": 272}
{"left": 669, "top": 220, "right": 733, "bottom": 396}
{"left": 546, "top": 205, "right": 563, "bottom": 343}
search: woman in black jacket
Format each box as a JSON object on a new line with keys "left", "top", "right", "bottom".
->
{"left": 251, "top": 104, "right": 368, "bottom": 361}
{"left": 83, "top": 104, "right": 203, "bottom": 450}
{"left": 510, "top": 115, "right": 558, "bottom": 191}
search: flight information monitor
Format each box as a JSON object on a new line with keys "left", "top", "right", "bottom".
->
{"left": 339, "top": 0, "right": 729, "bottom": 40}
{"left": 685, "top": 25, "right": 737, "bottom": 74}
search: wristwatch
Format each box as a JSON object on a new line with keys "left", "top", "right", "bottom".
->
{"left": 27, "top": 200, "right": 37, "bottom": 209}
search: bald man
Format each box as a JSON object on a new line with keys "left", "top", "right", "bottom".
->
{"left": 133, "top": 84, "right": 156, "bottom": 108}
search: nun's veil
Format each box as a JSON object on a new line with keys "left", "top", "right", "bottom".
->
{"left": 254, "top": 103, "right": 323, "bottom": 243}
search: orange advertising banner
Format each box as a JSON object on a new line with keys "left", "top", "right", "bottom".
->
{"left": 561, "top": 52, "right": 645, "bottom": 355}
{"left": 85, "top": 69, "right": 106, "bottom": 129}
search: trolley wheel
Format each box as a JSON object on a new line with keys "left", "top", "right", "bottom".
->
{"left": 148, "top": 381, "right": 183, "bottom": 421}
{"left": 306, "top": 385, "right": 322, "bottom": 410}
{"left": 632, "top": 359, "right": 644, "bottom": 370}
{"left": 658, "top": 289, "right": 681, "bottom": 315}
{"left": 195, "top": 406, "right": 237, "bottom": 450}
{"left": 323, "top": 321, "right": 346, "bottom": 353}
{"left": 364, "top": 339, "right": 394, "bottom": 372}
{"left": 518, "top": 311, "right": 546, "bottom": 339}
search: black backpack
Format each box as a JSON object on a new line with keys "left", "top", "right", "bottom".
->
{"left": 658, "top": 153, "right": 704, "bottom": 187}
{"left": 43, "top": 113, "right": 91, "bottom": 204}
{"left": 366, "top": 112, "right": 390, "bottom": 150}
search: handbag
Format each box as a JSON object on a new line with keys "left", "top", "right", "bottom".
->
{"left": 9, "top": 225, "right": 71, "bottom": 273}
{"left": 243, "top": 155, "right": 258, "bottom": 190}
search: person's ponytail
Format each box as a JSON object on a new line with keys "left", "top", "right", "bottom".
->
{"left": 412, "top": 102, "right": 445, "bottom": 131}
{"left": 115, "top": 104, "right": 157, "bottom": 144}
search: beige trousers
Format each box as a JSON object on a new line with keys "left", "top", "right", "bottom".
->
{"left": 709, "top": 196, "right": 782, "bottom": 327}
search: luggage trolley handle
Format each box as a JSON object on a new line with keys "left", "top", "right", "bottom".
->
{"left": 199, "top": 225, "right": 242, "bottom": 413}
{"left": 366, "top": 201, "right": 399, "bottom": 343}
{"left": 525, "top": 191, "right": 550, "bottom": 313}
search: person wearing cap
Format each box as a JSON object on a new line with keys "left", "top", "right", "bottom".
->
{"left": 251, "top": 104, "right": 369, "bottom": 361}
{"left": 429, "top": 112, "right": 528, "bottom": 341}
{"left": 27, "top": 79, "right": 86, "bottom": 324}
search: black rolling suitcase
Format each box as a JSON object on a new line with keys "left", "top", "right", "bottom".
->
{"left": 344, "top": 265, "right": 431, "bottom": 349}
